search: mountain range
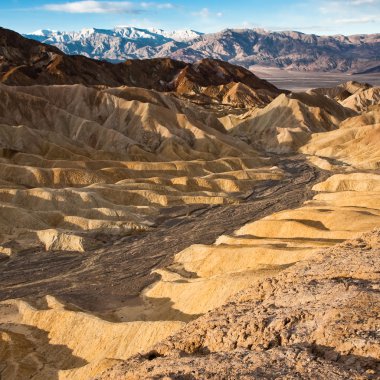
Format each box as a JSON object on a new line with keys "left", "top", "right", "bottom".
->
{"left": 24, "top": 27, "right": 380, "bottom": 73}
{"left": 0, "top": 27, "right": 282, "bottom": 108}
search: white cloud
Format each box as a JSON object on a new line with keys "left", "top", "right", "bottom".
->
{"left": 41, "top": 1, "right": 174, "bottom": 14}
{"left": 330, "top": 0, "right": 379, "bottom": 4}
{"left": 350, "top": 0, "right": 377, "bottom": 4}
{"left": 192, "top": 8, "right": 210, "bottom": 18}
{"left": 192, "top": 8, "right": 223, "bottom": 19}
{"left": 320, "top": 0, "right": 379, "bottom": 11}
{"left": 334, "top": 15, "right": 379, "bottom": 23}
{"left": 140, "top": 2, "right": 173, "bottom": 9}
{"left": 319, "top": 0, "right": 380, "bottom": 24}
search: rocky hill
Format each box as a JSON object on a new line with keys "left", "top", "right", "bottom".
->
{"left": 0, "top": 27, "right": 282, "bottom": 107}
{"left": 24, "top": 27, "right": 380, "bottom": 73}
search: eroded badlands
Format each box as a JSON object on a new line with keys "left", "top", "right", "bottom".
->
{"left": 0, "top": 27, "right": 379, "bottom": 380}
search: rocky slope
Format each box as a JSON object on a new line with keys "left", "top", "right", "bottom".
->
{"left": 0, "top": 82, "right": 285, "bottom": 255}
{"left": 99, "top": 229, "right": 380, "bottom": 379}
{"left": 24, "top": 27, "right": 380, "bottom": 73}
{"left": 231, "top": 91, "right": 357, "bottom": 152}
{"left": 2, "top": 168, "right": 380, "bottom": 379}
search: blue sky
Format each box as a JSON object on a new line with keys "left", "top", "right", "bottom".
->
{"left": 2, "top": 0, "right": 379, "bottom": 35}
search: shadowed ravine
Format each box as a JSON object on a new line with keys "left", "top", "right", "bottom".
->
{"left": 0, "top": 155, "right": 329, "bottom": 315}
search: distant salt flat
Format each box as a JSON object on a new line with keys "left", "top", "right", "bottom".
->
{"left": 251, "top": 66, "right": 380, "bottom": 92}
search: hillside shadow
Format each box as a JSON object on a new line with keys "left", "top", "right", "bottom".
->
{"left": 310, "top": 344, "right": 380, "bottom": 372}
{"left": 0, "top": 323, "right": 88, "bottom": 379}
{"left": 118, "top": 290, "right": 202, "bottom": 323}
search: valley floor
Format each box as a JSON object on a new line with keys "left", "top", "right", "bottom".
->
{"left": 0, "top": 156, "right": 326, "bottom": 315}
{"left": 252, "top": 67, "right": 380, "bottom": 92}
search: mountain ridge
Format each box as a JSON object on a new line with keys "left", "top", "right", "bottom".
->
{"left": 23, "top": 26, "right": 380, "bottom": 72}
{"left": 0, "top": 27, "right": 283, "bottom": 108}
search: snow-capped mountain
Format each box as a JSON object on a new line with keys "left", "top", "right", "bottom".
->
{"left": 147, "top": 28, "right": 202, "bottom": 42}
{"left": 24, "top": 27, "right": 380, "bottom": 72}
{"left": 24, "top": 27, "right": 202, "bottom": 62}
{"left": 29, "top": 27, "right": 201, "bottom": 42}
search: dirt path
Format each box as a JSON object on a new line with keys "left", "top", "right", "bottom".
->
{"left": 0, "top": 155, "right": 329, "bottom": 313}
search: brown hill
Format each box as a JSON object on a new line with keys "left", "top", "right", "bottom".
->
{"left": 301, "top": 108, "right": 380, "bottom": 169}
{"left": 309, "top": 81, "right": 372, "bottom": 101}
{"left": 0, "top": 82, "right": 283, "bottom": 255}
{"left": 341, "top": 87, "right": 380, "bottom": 112}
{"left": 0, "top": 27, "right": 282, "bottom": 108}
{"left": 231, "top": 92, "right": 356, "bottom": 153}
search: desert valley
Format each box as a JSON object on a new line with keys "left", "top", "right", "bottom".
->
{"left": 0, "top": 18, "right": 379, "bottom": 380}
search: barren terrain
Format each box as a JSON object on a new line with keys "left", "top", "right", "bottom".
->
{"left": 0, "top": 28, "right": 379, "bottom": 380}
{"left": 252, "top": 66, "right": 380, "bottom": 92}
{"left": 0, "top": 156, "right": 327, "bottom": 314}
